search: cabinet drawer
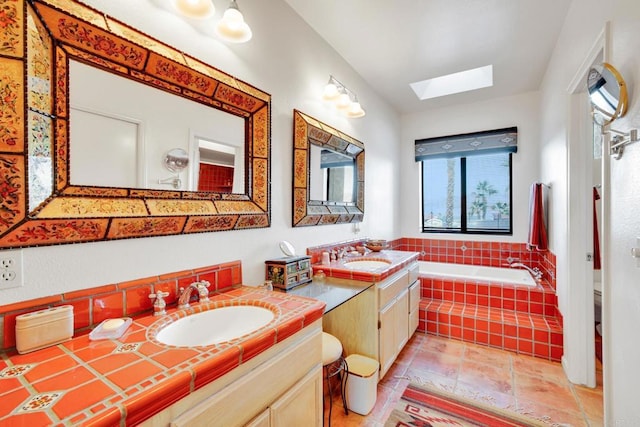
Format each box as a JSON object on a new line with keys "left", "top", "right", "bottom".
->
{"left": 409, "top": 280, "right": 420, "bottom": 313}
{"left": 379, "top": 271, "right": 408, "bottom": 308}
{"left": 408, "top": 263, "right": 419, "bottom": 284}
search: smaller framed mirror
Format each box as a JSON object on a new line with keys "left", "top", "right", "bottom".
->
{"left": 587, "top": 62, "right": 628, "bottom": 126}
{"left": 292, "top": 110, "right": 364, "bottom": 227}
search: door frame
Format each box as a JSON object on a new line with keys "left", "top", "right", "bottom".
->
{"left": 563, "top": 23, "right": 609, "bottom": 388}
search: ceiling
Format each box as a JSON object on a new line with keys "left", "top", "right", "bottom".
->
{"left": 283, "top": 0, "right": 573, "bottom": 114}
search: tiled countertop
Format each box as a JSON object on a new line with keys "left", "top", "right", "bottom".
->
{"left": 0, "top": 286, "right": 325, "bottom": 426}
{"left": 311, "top": 249, "right": 419, "bottom": 282}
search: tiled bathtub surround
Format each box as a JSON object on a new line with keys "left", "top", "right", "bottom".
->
{"left": 388, "top": 238, "right": 562, "bottom": 361}
{"left": 389, "top": 238, "right": 557, "bottom": 290}
{"left": 0, "top": 261, "right": 243, "bottom": 352}
{"left": 419, "top": 278, "right": 563, "bottom": 361}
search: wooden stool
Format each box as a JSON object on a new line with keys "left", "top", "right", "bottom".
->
{"left": 322, "top": 332, "right": 348, "bottom": 426}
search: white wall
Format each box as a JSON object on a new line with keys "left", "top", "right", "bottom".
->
{"left": 540, "top": 0, "right": 640, "bottom": 422}
{"left": 400, "top": 91, "right": 541, "bottom": 242}
{"left": 1, "top": 0, "right": 401, "bottom": 305}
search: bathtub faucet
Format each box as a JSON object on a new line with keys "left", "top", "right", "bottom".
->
{"left": 508, "top": 262, "right": 543, "bottom": 281}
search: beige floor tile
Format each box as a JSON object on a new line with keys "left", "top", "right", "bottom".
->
{"left": 457, "top": 358, "right": 514, "bottom": 395}
{"left": 462, "top": 342, "right": 512, "bottom": 370}
{"left": 326, "top": 332, "right": 603, "bottom": 427}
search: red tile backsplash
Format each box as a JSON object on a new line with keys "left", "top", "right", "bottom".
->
{"left": 0, "top": 261, "right": 244, "bottom": 352}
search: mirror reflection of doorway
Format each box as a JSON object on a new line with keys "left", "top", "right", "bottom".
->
{"left": 190, "top": 137, "right": 244, "bottom": 193}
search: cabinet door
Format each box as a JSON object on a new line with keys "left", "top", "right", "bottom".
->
{"left": 271, "top": 366, "right": 323, "bottom": 427}
{"left": 245, "top": 409, "right": 270, "bottom": 427}
{"left": 408, "top": 280, "right": 420, "bottom": 336}
{"left": 396, "top": 289, "right": 409, "bottom": 352}
{"left": 378, "top": 300, "right": 396, "bottom": 379}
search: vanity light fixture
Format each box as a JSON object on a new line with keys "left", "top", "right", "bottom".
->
{"left": 171, "top": 0, "right": 215, "bottom": 20}
{"left": 322, "top": 75, "right": 366, "bottom": 118}
{"left": 215, "top": 0, "right": 252, "bottom": 43}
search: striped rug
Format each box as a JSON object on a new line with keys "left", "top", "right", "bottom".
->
{"left": 385, "top": 383, "right": 547, "bottom": 427}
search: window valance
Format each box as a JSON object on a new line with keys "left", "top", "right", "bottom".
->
{"left": 415, "top": 127, "right": 518, "bottom": 161}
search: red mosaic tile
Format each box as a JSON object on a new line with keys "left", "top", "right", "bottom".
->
{"left": 125, "top": 286, "right": 154, "bottom": 315}
{"left": 83, "top": 406, "right": 122, "bottom": 427}
{"left": 92, "top": 293, "right": 124, "bottom": 324}
{"left": 51, "top": 379, "right": 116, "bottom": 420}
{"left": 241, "top": 328, "right": 277, "bottom": 362}
{"left": 151, "top": 348, "right": 199, "bottom": 369}
{"left": 24, "top": 354, "right": 80, "bottom": 383}
{"left": 65, "top": 285, "right": 117, "bottom": 300}
{"left": 117, "top": 276, "right": 158, "bottom": 290}
{"left": 65, "top": 299, "right": 91, "bottom": 331}
{"left": 193, "top": 346, "right": 242, "bottom": 389}
{"left": 534, "top": 343, "right": 550, "bottom": 359}
{"left": 107, "top": 360, "right": 163, "bottom": 390}
{"left": 0, "top": 411, "right": 53, "bottom": 426}
{"left": 276, "top": 315, "right": 304, "bottom": 342}
{"left": 89, "top": 352, "right": 140, "bottom": 375}
{"left": 120, "top": 371, "right": 192, "bottom": 425}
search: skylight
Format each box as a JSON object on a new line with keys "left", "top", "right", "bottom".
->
{"left": 410, "top": 65, "right": 494, "bottom": 100}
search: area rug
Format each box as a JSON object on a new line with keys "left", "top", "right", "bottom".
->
{"left": 385, "top": 383, "right": 547, "bottom": 427}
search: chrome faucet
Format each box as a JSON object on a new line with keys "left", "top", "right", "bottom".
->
{"left": 508, "top": 262, "right": 543, "bottom": 281}
{"left": 178, "top": 280, "right": 210, "bottom": 309}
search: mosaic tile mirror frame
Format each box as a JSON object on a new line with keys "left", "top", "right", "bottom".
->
{"left": 0, "top": 0, "right": 271, "bottom": 248}
{"left": 292, "top": 110, "right": 364, "bottom": 227}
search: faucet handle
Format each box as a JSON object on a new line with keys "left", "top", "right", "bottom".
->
{"left": 506, "top": 257, "right": 519, "bottom": 264}
{"left": 196, "top": 280, "right": 210, "bottom": 302}
{"left": 149, "top": 290, "right": 169, "bottom": 316}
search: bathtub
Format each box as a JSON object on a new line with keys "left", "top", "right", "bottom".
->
{"left": 418, "top": 261, "right": 537, "bottom": 288}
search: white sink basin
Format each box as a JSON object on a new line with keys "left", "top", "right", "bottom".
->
{"left": 343, "top": 259, "right": 391, "bottom": 271}
{"left": 155, "top": 305, "right": 275, "bottom": 347}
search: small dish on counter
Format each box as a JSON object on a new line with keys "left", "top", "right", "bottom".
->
{"left": 89, "top": 317, "right": 132, "bottom": 340}
{"left": 365, "top": 239, "right": 387, "bottom": 252}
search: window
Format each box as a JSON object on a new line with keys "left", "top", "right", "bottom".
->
{"left": 415, "top": 127, "right": 516, "bottom": 235}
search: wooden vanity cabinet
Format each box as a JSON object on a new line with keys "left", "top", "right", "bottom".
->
{"left": 378, "top": 287, "right": 409, "bottom": 378}
{"left": 142, "top": 321, "right": 322, "bottom": 427}
{"left": 322, "top": 261, "right": 420, "bottom": 381}
{"left": 378, "top": 263, "right": 418, "bottom": 379}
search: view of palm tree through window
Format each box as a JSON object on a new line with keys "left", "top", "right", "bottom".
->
{"left": 421, "top": 153, "right": 512, "bottom": 233}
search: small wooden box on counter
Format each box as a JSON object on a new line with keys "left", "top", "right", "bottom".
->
{"left": 265, "top": 256, "right": 312, "bottom": 290}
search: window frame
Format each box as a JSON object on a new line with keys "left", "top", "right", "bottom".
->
{"left": 420, "top": 153, "right": 513, "bottom": 235}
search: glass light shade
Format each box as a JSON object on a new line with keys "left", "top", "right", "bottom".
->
{"left": 322, "top": 83, "right": 340, "bottom": 100}
{"left": 336, "top": 93, "right": 351, "bottom": 110}
{"left": 215, "top": 4, "right": 252, "bottom": 43}
{"left": 347, "top": 102, "right": 366, "bottom": 118}
{"left": 171, "top": 0, "right": 215, "bottom": 19}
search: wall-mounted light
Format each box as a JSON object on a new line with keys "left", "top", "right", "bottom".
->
{"left": 171, "top": 0, "right": 215, "bottom": 19}
{"left": 322, "top": 75, "right": 366, "bottom": 118}
{"left": 163, "top": 0, "right": 252, "bottom": 44}
{"left": 216, "top": 0, "right": 252, "bottom": 43}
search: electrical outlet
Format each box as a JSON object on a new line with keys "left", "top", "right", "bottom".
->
{"left": 0, "top": 249, "right": 23, "bottom": 290}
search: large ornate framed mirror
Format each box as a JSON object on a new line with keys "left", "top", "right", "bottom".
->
{"left": 292, "top": 110, "right": 364, "bottom": 226}
{"left": 0, "top": 0, "right": 270, "bottom": 248}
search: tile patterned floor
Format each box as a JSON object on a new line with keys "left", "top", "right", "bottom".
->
{"left": 325, "top": 333, "right": 603, "bottom": 426}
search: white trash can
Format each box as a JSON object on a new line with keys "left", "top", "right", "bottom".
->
{"left": 345, "top": 354, "right": 379, "bottom": 415}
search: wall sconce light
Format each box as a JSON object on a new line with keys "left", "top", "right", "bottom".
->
{"left": 216, "top": 0, "right": 252, "bottom": 43}
{"left": 171, "top": 0, "right": 215, "bottom": 19}
{"left": 322, "top": 75, "right": 366, "bottom": 118}
{"left": 164, "top": 0, "right": 252, "bottom": 43}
